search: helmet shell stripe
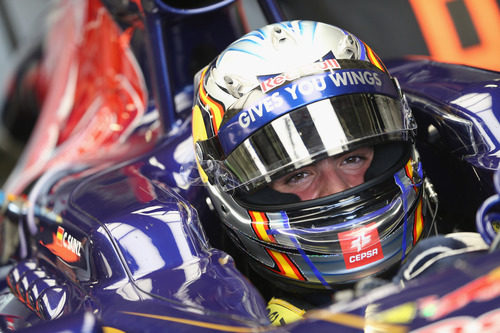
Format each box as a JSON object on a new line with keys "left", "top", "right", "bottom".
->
{"left": 413, "top": 199, "right": 424, "bottom": 244}
{"left": 198, "top": 68, "right": 225, "bottom": 134}
{"left": 248, "top": 210, "right": 305, "bottom": 281}
{"left": 364, "top": 42, "right": 387, "bottom": 72}
{"left": 192, "top": 104, "right": 209, "bottom": 183}
{"left": 394, "top": 173, "right": 413, "bottom": 261}
{"left": 265, "top": 248, "right": 305, "bottom": 281}
{"left": 249, "top": 210, "right": 276, "bottom": 243}
{"left": 281, "top": 211, "right": 331, "bottom": 287}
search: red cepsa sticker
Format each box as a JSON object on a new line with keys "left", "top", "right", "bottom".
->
{"left": 338, "top": 222, "right": 384, "bottom": 269}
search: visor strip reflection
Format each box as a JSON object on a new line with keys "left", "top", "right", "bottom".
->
{"left": 394, "top": 174, "right": 410, "bottom": 260}
{"left": 280, "top": 211, "right": 331, "bottom": 289}
{"left": 243, "top": 140, "right": 269, "bottom": 181}
{"left": 270, "top": 114, "right": 309, "bottom": 160}
{"left": 307, "top": 99, "right": 348, "bottom": 149}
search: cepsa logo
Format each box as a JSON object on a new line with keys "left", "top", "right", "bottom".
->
{"left": 338, "top": 223, "right": 384, "bottom": 269}
{"left": 259, "top": 59, "right": 340, "bottom": 93}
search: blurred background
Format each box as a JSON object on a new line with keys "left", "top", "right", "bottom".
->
{"left": 0, "top": 0, "right": 53, "bottom": 183}
{"left": 0, "top": 1, "right": 51, "bottom": 101}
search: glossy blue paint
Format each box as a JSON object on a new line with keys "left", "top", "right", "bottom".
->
{"left": 388, "top": 59, "right": 500, "bottom": 232}
{"left": 2, "top": 121, "right": 270, "bottom": 330}
{"left": 388, "top": 59, "right": 500, "bottom": 169}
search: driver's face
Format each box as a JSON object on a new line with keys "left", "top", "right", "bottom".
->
{"left": 270, "top": 147, "right": 374, "bottom": 201}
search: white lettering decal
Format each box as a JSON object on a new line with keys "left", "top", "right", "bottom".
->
{"left": 349, "top": 248, "right": 378, "bottom": 263}
{"left": 284, "top": 84, "right": 298, "bottom": 100}
{"left": 351, "top": 71, "right": 365, "bottom": 85}
{"left": 328, "top": 72, "right": 349, "bottom": 87}
{"left": 239, "top": 112, "right": 251, "bottom": 128}
{"left": 61, "top": 230, "right": 82, "bottom": 257}
{"left": 271, "top": 91, "right": 284, "bottom": 108}
{"left": 242, "top": 69, "right": 384, "bottom": 128}
{"left": 238, "top": 92, "right": 285, "bottom": 127}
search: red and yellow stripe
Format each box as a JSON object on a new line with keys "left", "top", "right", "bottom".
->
{"left": 198, "top": 68, "right": 225, "bottom": 134}
{"left": 248, "top": 210, "right": 305, "bottom": 281}
{"left": 404, "top": 159, "right": 419, "bottom": 193}
{"left": 192, "top": 104, "right": 209, "bottom": 183}
{"left": 413, "top": 199, "right": 424, "bottom": 244}
{"left": 56, "top": 226, "right": 64, "bottom": 241}
{"left": 265, "top": 248, "right": 305, "bottom": 281}
{"left": 249, "top": 211, "right": 275, "bottom": 243}
{"left": 364, "top": 42, "right": 387, "bottom": 73}
{"left": 404, "top": 159, "right": 425, "bottom": 243}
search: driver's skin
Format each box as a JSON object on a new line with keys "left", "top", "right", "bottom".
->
{"left": 270, "top": 147, "right": 374, "bottom": 200}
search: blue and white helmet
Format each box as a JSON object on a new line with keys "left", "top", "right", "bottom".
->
{"left": 192, "top": 21, "right": 433, "bottom": 291}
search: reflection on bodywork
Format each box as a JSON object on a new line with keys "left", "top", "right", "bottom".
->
{"left": 106, "top": 222, "right": 166, "bottom": 279}
{"left": 131, "top": 206, "right": 196, "bottom": 264}
{"left": 451, "top": 92, "right": 500, "bottom": 168}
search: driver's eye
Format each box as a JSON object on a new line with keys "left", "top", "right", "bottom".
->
{"left": 340, "top": 153, "right": 370, "bottom": 169}
{"left": 285, "top": 171, "right": 310, "bottom": 185}
{"left": 343, "top": 156, "right": 362, "bottom": 164}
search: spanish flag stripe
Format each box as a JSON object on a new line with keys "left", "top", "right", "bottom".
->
{"left": 191, "top": 104, "right": 209, "bottom": 183}
{"left": 249, "top": 211, "right": 275, "bottom": 243}
{"left": 404, "top": 160, "right": 413, "bottom": 180}
{"left": 57, "top": 227, "right": 64, "bottom": 240}
{"left": 404, "top": 160, "right": 419, "bottom": 193}
{"left": 266, "top": 248, "right": 305, "bottom": 280}
{"left": 364, "top": 42, "right": 386, "bottom": 72}
{"left": 198, "top": 69, "right": 224, "bottom": 134}
{"left": 413, "top": 199, "right": 424, "bottom": 244}
{"left": 249, "top": 211, "right": 304, "bottom": 280}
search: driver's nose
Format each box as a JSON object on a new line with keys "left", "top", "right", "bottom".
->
{"left": 315, "top": 158, "right": 351, "bottom": 198}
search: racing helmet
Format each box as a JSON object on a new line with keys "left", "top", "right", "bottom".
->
{"left": 192, "top": 21, "right": 433, "bottom": 291}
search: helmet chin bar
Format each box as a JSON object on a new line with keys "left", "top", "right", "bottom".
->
{"left": 206, "top": 147, "right": 429, "bottom": 290}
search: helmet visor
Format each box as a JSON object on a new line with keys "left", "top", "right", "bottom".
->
{"left": 216, "top": 93, "right": 415, "bottom": 192}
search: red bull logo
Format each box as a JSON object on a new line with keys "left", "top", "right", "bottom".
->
{"left": 259, "top": 59, "right": 340, "bottom": 93}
